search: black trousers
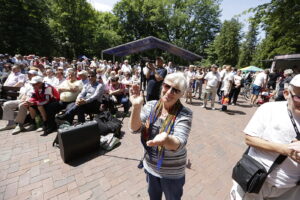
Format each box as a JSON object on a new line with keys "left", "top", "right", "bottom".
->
{"left": 64, "top": 100, "right": 100, "bottom": 123}
{"left": 229, "top": 87, "right": 241, "bottom": 104}
{"left": 46, "top": 101, "right": 73, "bottom": 129}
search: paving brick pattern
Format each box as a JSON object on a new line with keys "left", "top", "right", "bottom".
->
{"left": 0, "top": 98, "right": 257, "bottom": 200}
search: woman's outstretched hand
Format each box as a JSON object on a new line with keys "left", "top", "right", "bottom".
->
{"left": 147, "top": 132, "right": 168, "bottom": 147}
{"left": 129, "top": 84, "right": 144, "bottom": 107}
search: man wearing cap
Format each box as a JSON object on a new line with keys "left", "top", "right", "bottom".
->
{"left": 27, "top": 76, "right": 60, "bottom": 136}
{"left": 145, "top": 57, "right": 167, "bottom": 101}
{"left": 0, "top": 70, "right": 37, "bottom": 134}
{"left": 230, "top": 74, "right": 300, "bottom": 200}
{"left": 3, "top": 64, "right": 25, "bottom": 87}
{"left": 275, "top": 69, "right": 294, "bottom": 101}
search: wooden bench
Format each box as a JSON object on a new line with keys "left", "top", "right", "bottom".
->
{"left": 0, "top": 86, "right": 21, "bottom": 101}
{"left": 0, "top": 86, "right": 21, "bottom": 119}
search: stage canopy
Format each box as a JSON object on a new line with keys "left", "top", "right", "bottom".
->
{"left": 102, "top": 36, "right": 202, "bottom": 61}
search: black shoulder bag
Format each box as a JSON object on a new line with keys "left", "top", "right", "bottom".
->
{"left": 232, "top": 108, "right": 300, "bottom": 194}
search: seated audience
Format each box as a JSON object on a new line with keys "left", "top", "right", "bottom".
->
{"left": 27, "top": 76, "right": 60, "bottom": 136}
{"left": 58, "top": 71, "right": 104, "bottom": 123}
{"left": 107, "top": 76, "right": 130, "bottom": 114}
{"left": 4, "top": 64, "right": 25, "bottom": 87}
{"left": 0, "top": 70, "right": 37, "bottom": 134}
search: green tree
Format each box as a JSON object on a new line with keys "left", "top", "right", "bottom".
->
{"left": 251, "top": 0, "right": 300, "bottom": 65}
{"left": 237, "top": 21, "right": 258, "bottom": 68}
{"left": 113, "top": 0, "right": 221, "bottom": 58}
{"left": 0, "top": 0, "right": 52, "bottom": 55}
{"left": 207, "top": 18, "right": 242, "bottom": 66}
{"left": 48, "top": 0, "right": 98, "bottom": 57}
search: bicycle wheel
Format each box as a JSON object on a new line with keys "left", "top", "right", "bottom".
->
{"left": 243, "top": 84, "right": 251, "bottom": 100}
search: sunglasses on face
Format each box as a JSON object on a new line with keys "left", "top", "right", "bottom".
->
{"left": 162, "top": 83, "right": 181, "bottom": 94}
{"left": 88, "top": 75, "right": 96, "bottom": 78}
{"left": 289, "top": 90, "right": 300, "bottom": 103}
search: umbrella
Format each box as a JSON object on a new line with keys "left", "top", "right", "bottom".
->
{"left": 240, "top": 66, "right": 263, "bottom": 72}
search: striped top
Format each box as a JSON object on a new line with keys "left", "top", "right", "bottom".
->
{"left": 138, "top": 100, "right": 193, "bottom": 179}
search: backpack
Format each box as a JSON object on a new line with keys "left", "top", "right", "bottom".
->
{"left": 95, "top": 111, "right": 123, "bottom": 138}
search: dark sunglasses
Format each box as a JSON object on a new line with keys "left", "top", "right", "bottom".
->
{"left": 88, "top": 75, "right": 96, "bottom": 78}
{"left": 289, "top": 90, "right": 300, "bottom": 103}
{"left": 162, "top": 83, "right": 181, "bottom": 94}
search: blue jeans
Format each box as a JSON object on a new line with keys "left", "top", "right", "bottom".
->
{"left": 146, "top": 171, "right": 185, "bottom": 200}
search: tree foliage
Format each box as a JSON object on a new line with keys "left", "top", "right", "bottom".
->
{"left": 113, "top": 0, "right": 221, "bottom": 56}
{"left": 237, "top": 21, "right": 258, "bottom": 68}
{"left": 251, "top": 0, "right": 300, "bottom": 66}
{"left": 0, "top": 0, "right": 52, "bottom": 55}
{"left": 0, "top": 0, "right": 298, "bottom": 64}
{"left": 205, "top": 18, "right": 242, "bottom": 67}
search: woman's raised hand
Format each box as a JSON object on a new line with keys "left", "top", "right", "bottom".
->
{"left": 129, "top": 84, "right": 144, "bottom": 107}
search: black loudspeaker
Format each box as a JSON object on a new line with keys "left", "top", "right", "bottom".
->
{"left": 57, "top": 120, "right": 100, "bottom": 163}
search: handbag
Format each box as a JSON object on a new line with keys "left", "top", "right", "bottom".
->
{"left": 232, "top": 147, "right": 286, "bottom": 193}
{"left": 232, "top": 107, "right": 300, "bottom": 193}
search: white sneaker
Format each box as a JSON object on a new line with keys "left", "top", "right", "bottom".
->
{"left": 11, "top": 125, "right": 25, "bottom": 135}
{"left": 212, "top": 107, "right": 216, "bottom": 110}
{"left": 0, "top": 124, "right": 16, "bottom": 131}
{"left": 201, "top": 105, "right": 206, "bottom": 108}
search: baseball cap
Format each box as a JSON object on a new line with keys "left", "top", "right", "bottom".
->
{"left": 290, "top": 74, "right": 300, "bottom": 87}
{"left": 78, "top": 70, "right": 88, "bottom": 76}
{"left": 30, "top": 76, "right": 43, "bottom": 84}
{"left": 28, "top": 70, "right": 38, "bottom": 75}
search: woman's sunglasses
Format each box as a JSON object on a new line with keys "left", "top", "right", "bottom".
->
{"left": 162, "top": 83, "right": 181, "bottom": 94}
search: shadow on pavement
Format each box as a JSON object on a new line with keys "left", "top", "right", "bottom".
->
{"left": 224, "top": 109, "right": 246, "bottom": 115}
{"left": 237, "top": 104, "right": 253, "bottom": 108}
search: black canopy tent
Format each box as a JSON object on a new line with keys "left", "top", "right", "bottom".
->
{"left": 101, "top": 36, "right": 202, "bottom": 62}
{"left": 270, "top": 54, "right": 300, "bottom": 73}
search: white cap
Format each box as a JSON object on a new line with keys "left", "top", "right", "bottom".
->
{"left": 290, "top": 74, "right": 300, "bottom": 87}
{"left": 28, "top": 70, "right": 38, "bottom": 75}
{"left": 30, "top": 76, "right": 43, "bottom": 84}
{"left": 78, "top": 70, "right": 88, "bottom": 76}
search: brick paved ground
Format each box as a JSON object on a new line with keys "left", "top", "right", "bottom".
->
{"left": 0, "top": 97, "right": 257, "bottom": 200}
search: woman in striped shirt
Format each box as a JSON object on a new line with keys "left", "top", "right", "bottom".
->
{"left": 129, "top": 72, "right": 193, "bottom": 200}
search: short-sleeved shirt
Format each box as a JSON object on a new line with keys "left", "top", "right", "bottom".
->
{"left": 146, "top": 67, "right": 167, "bottom": 100}
{"left": 4, "top": 72, "right": 25, "bottom": 86}
{"left": 220, "top": 71, "right": 234, "bottom": 92}
{"left": 253, "top": 72, "right": 267, "bottom": 87}
{"left": 244, "top": 101, "right": 300, "bottom": 188}
{"left": 204, "top": 71, "right": 221, "bottom": 88}
{"left": 139, "top": 100, "right": 193, "bottom": 179}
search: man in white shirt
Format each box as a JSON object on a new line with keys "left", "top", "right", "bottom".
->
{"left": 250, "top": 69, "right": 269, "bottom": 105}
{"left": 0, "top": 70, "right": 37, "bottom": 134}
{"left": 121, "top": 60, "right": 132, "bottom": 74}
{"left": 4, "top": 65, "right": 26, "bottom": 87}
{"left": 230, "top": 74, "right": 300, "bottom": 200}
{"left": 220, "top": 65, "right": 234, "bottom": 111}
{"left": 202, "top": 65, "right": 221, "bottom": 110}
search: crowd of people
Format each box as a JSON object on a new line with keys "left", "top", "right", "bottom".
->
{"left": 0, "top": 53, "right": 299, "bottom": 200}
{"left": 0, "top": 53, "right": 297, "bottom": 135}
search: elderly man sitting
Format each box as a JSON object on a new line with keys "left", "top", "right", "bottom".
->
{"left": 58, "top": 71, "right": 104, "bottom": 123}
{"left": 0, "top": 70, "right": 37, "bottom": 134}
{"left": 3, "top": 64, "right": 25, "bottom": 87}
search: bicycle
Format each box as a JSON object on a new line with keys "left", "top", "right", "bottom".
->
{"left": 240, "top": 83, "right": 252, "bottom": 100}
